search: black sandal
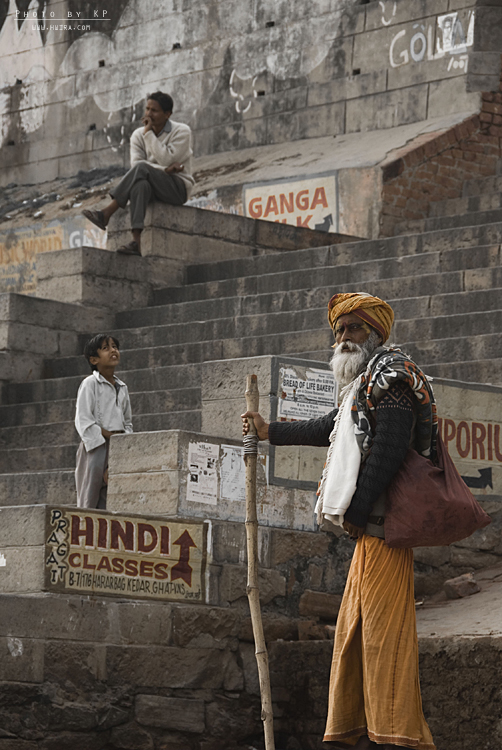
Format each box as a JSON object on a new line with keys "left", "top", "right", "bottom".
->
{"left": 116, "top": 241, "right": 141, "bottom": 256}
{"left": 82, "top": 208, "right": 107, "bottom": 231}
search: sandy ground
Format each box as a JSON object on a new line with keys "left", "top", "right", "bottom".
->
{"left": 417, "top": 562, "right": 502, "bottom": 637}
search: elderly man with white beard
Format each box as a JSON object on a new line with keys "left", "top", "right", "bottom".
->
{"left": 242, "top": 292, "right": 437, "bottom": 750}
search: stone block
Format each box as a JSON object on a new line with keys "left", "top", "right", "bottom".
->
{"left": 172, "top": 604, "right": 239, "bottom": 648}
{"left": 46, "top": 703, "right": 98, "bottom": 731}
{"left": 0, "top": 293, "right": 110, "bottom": 333}
{"left": 39, "top": 732, "right": 108, "bottom": 750}
{"left": 449, "top": 547, "right": 501, "bottom": 569}
{"left": 218, "top": 564, "right": 286, "bottom": 605}
{"left": 444, "top": 572, "right": 481, "bottom": 599}
{"left": 427, "top": 78, "right": 481, "bottom": 120}
{"left": 35, "top": 247, "right": 181, "bottom": 310}
{"left": 296, "top": 101, "right": 346, "bottom": 140}
{"left": 108, "top": 432, "right": 180, "bottom": 474}
{"left": 0, "top": 350, "right": 45, "bottom": 385}
{"left": 271, "top": 528, "right": 330, "bottom": 566}
{"left": 107, "top": 644, "right": 234, "bottom": 688}
{"left": 413, "top": 546, "right": 451, "bottom": 568}
{"left": 106, "top": 471, "right": 180, "bottom": 516}
{"left": 346, "top": 86, "right": 429, "bottom": 133}
{"left": 135, "top": 694, "right": 205, "bottom": 733}
{"left": 0, "top": 548, "right": 45, "bottom": 594}
{"left": 114, "top": 601, "right": 173, "bottom": 646}
{"left": 210, "top": 522, "right": 271, "bottom": 566}
{"left": 473, "top": 6, "right": 502, "bottom": 51}
{"left": 364, "top": 0, "right": 448, "bottom": 30}
{"left": 298, "top": 590, "right": 342, "bottom": 620}
{"left": 298, "top": 619, "right": 329, "bottom": 640}
{"left": 0, "top": 505, "right": 46, "bottom": 547}
{"left": 110, "top": 724, "right": 154, "bottom": 750}
{"left": 238, "top": 642, "right": 260, "bottom": 695}
{"left": 0, "top": 637, "right": 44, "bottom": 683}
{"left": 45, "top": 642, "right": 106, "bottom": 686}
{"left": 239, "top": 612, "right": 298, "bottom": 645}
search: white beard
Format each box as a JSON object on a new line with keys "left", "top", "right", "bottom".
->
{"left": 330, "top": 330, "right": 381, "bottom": 388}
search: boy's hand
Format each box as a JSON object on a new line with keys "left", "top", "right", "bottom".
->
{"left": 241, "top": 411, "right": 269, "bottom": 440}
{"left": 101, "top": 428, "right": 113, "bottom": 440}
{"left": 165, "top": 162, "right": 184, "bottom": 174}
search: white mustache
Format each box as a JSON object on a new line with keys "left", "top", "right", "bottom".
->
{"left": 333, "top": 341, "right": 362, "bottom": 355}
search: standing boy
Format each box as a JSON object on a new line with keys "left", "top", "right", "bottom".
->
{"left": 75, "top": 334, "right": 133, "bottom": 508}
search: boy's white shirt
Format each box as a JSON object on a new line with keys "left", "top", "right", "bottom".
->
{"left": 129, "top": 119, "right": 195, "bottom": 197}
{"left": 75, "top": 370, "right": 133, "bottom": 452}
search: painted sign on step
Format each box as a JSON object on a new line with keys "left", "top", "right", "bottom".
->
{"left": 434, "top": 379, "right": 502, "bottom": 501}
{"left": 243, "top": 174, "right": 338, "bottom": 233}
{"left": 0, "top": 218, "right": 106, "bottom": 294}
{"left": 45, "top": 507, "right": 206, "bottom": 602}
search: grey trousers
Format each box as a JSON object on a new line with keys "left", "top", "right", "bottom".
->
{"left": 75, "top": 441, "right": 109, "bottom": 509}
{"left": 111, "top": 160, "right": 187, "bottom": 229}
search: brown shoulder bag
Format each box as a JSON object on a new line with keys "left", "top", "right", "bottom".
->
{"left": 385, "top": 433, "right": 492, "bottom": 548}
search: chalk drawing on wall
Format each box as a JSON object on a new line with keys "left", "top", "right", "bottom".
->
{"left": 380, "top": 2, "right": 397, "bottom": 27}
{"left": 389, "top": 11, "right": 474, "bottom": 71}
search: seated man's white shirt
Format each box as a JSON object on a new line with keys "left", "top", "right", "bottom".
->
{"left": 75, "top": 370, "right": 133, "bottom": 452}
{"left": 129, "top": 120, "right": 195, "bottom": 197}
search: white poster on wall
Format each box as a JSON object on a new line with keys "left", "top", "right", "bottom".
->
{"left": 277, "top": 366, "right": 337, "bottom": 421}
{"left": 187, "top": 441, "right": 219, "bottom": 505}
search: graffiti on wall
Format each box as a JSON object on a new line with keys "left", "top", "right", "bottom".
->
{"left": 389, "top": 10, "right": 475, "bottom": 72}
{"left": 0, "top": 218, "right": 106, "bottom": 294}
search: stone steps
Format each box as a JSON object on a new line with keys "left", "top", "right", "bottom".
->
{"left": 152, "top": 221, "right": 502, "bottom": 305}
{"left": 0, "top": 388, "right": 200, "bottom": 428}
{"left": 2, "top": 196, "right": 502, "bottom": 495}
{"left": 0, "top": 409, "right": 202, "bottom": 468}
{"left": 400, "top": 207, "right": 502, "bottom": 235}
{"left": 0, "top": 470, "right": 76, "bottom": 506}
{"left": 4, "top": 364, "right": 200, "bottom": 405}
{"left": 430, "top": 192, "right": 502, "bottom": 218}
{"left": 423, "top": 359, "right": 502, "bottom": 385}
{"left": 463, "top": 172, "right": 502, "bottom": 197}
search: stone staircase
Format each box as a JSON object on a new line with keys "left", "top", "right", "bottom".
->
{"left": 1, "top": 187, "right": 502, "bottom": 507}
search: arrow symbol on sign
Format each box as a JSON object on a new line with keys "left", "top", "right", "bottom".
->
{"left": 171, "top": 530, "right": 197, "bottom": 586}
{"left": 461, "top": 468, "right": 493, "bottom": 490}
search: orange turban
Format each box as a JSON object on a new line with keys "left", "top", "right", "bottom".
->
{"left": 327, "top": 292, "right": 394, "bottom": 343}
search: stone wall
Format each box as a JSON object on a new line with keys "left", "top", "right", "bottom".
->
{"left": 268, "top": 636, "right": 502, "bottom": 750}
{"left": 1, "top": 0, "right": 500, "bottom": 186}
{"left": 1, "top": 594, "right": 500, "bottom": 750}
{"left": 381, "top": 66, "right": 502, "bottom": 236}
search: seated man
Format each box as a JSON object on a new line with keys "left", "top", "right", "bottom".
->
{"left": 83, "top": 91, "right": 195, "bottom": 256}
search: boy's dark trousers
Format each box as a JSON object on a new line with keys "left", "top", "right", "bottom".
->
{"left": 75, "top": 441, "right": 109, "bottom": 509}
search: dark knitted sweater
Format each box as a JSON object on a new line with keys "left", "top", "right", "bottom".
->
{"left": 269, "top": 382, "right": 414, "bottom": 528}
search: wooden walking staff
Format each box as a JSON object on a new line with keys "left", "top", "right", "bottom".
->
{"left": 243, "top": 374, "right": 275, "bottom": 750}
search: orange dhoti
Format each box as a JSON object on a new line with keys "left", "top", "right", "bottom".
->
{"left": 323, "top": 535, "right": 435, "bottom": 749}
